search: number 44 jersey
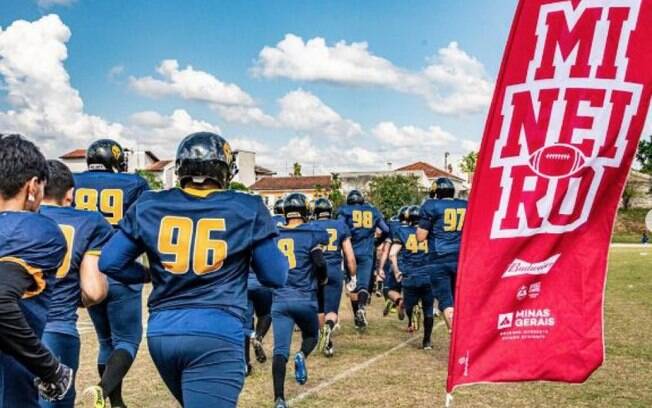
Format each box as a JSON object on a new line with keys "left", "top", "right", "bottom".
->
{"left": 418, "top": 198, "right": 467, "bottom": 256}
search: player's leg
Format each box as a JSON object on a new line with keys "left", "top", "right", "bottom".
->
{"left": 320, "top": 277, "right": 343, "bottom": 357}
{"left": 292, "top": 302, "right": 319, "bottom": 385}
{"left": 431, "top": 270, "right": 454, "bottom": 333}
{"left": 147, "top": 336, "right": 184, "bottom": 404}
{"left": 244, "top": 294, "right": 255, "bottom": 374}
{"left": 271, "top": 302, "right": 294, "bottom": 406}
{"left": 251, "top": 287, "right": 272, "bottom": 364}
{"left": 39, "top": 331, "right": 80, "bottom": 408}
{"left": 420, "top": 285, "right": 435, "bottom": 350}
{"left": 179, "top": 336, "right": 245, "bottom": 408}
{"left": 353, "top": 255, "right": 373, "bottom": 329}
{"left": 403, "top": 286, "right": 418, "bottom": 333}
{"left": 87, "top": 297, "right": 113, "bottom": 380}
{"left": 100, "top": 282, "right": 143, "bottom": 407}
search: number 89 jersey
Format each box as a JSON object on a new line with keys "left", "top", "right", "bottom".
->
{"left": 418, "top": 198, "right": 468, "bottom": 256}
{"left": 119, "top": 188, "right": 279, "bottom": 318}
{"left": 73, "top": 171, "right": 150, "bottom": 226}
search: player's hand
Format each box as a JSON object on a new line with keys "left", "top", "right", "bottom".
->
{"left": 34, "top": 363, "right": 73, "bottom": 402}
{"left": 395, "top": 272, "right": 403, "bottom": 283}
{"left": 346, "top": 276, "right": 357, "bottom": 292}
{"left": 376, "top": 269, "right": 385, "bottom": 280}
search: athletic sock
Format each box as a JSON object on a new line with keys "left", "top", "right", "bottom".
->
{"left": 109, "top": 381, "right": 126, "bottom": 408}
{"left": 358, "top": 291, "right": 369, "bottom": 308}
{"left": 301, "top": 335, "right": 318, "bottom": 357}
{"left": 272, "top": 355, "right": 287, "bottom": 400}
{"left": 244, "top": 336, "right": 251, "bottom": 365}
{"left": 97, "top": 363, "right": 106, "bottom": 378}
{"left": 99, "top": 349, "right": 134, "bottom": 405}
{"left": 350, "top": 299, "right": 359, "bottom": 314}
{"left": 256, "top": 314, "right": 272, "bottom": 339}
{"left": 407, "top": 307, "right": 414, "bottom": 327}
{"left": 325, "top": 319, "right": 335, "bottom": 330}
{"left": 424, "top": 316, "right": 434, "bottom": 342}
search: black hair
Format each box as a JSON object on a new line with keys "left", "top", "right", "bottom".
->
{"left": 44, "top": 160, "right": 74, "bottom": 202}
{"left": 0, "top": 134, "right": 48, "bottom": 199}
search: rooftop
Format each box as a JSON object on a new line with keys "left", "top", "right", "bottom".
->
{"left": 250, "top": 175, "right": 332, "bottom": 191}
{"left": 395, "top": 161, "right": 465, "bottom": 182}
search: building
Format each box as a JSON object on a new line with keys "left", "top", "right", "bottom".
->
{"left": 338, "top": 170, "right": 431, "bottom": 193}
{"left": 394, "top": 161, "right": 467, "bottom": 196}
{"left": 250, "top": 175, "right": 332, "bottom": 206}
{"left": 59, "top": 148, "right": 159, "bottom": 174}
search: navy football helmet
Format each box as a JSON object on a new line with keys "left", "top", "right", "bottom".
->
{"left": 284, "top": 192, "right": 310, "bottom": 220}
{"left": 431, "top": 177, "right": 455, "bottom": 199}
{"left": 346, "top": 189, "right": 364, "bottom": 205}
{"left": 313, "top": 198, "right": 333, "bottom": 219}
{"left": 86, "top": 139, "right": 127, "bottom": 173}
{"left": 407, "top": 205, "right": 420, "bottom": 226}
{"left": 176, "top": 132, "right": 238, "bottom": 188}
{"left": 397, "top": 206, "right": 410, "bottom": 223}
{"left": 273, "top": 198, "right": 284, "bottom": 215}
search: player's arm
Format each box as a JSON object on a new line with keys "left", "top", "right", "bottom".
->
{"left": 341, "top": 237, "right": 357, "bottom": 277}
{"left": 252, "top": 239, "right": 288, "bottom": 288}
{"left": 416, "top": 205, "right": 432, "bottom": 242}
{"left": 311, "top": 247, "right": 328, "bottom": 286}
{"left": 98, "top": 231, "right": 149, "bottom": 284}
{"left": 389, "top": 243, "right": 403, "bottom": 281}
{"left": 79, "top": 254, "right": 108, "bottom": 307}
{"left": 377, "top": 241, "right": 391, "bottom": 279}
{"left": 0, "top": 261, "right": 64, "bottom": 381}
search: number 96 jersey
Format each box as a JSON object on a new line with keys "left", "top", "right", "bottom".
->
{"left": 418, "top": 198, "right": 468, "bottom": 257}
{"left": 118, "top": 188, "right": 279, "bottom": 318}
{"left": 73, "top": 171, "right": 150, "bottom": 226}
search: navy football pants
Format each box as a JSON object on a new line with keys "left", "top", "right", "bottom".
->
{"left": 88, "top": 280, "right": 143, "bottom": 364}
{"left": 319, "top": 263, "right": 343, "bottom": 314}
{"left": 148, "top": 335, "right": 245, "bottom": 408}
{"left": 272, "top": 301, "right": 319, "bottom": 359}
{"left": 245, "top": 287, "right": 273, "bottom": 337}
{"left": 354, "top": 255, "right": 374, "bottom": 293}
{"left": 39, "top": 332, "right": 80, "bottom": 408}
{"left": 430, "top": 253, "right": 459, "bottom": 311}
{"left": 403, "top": 284, "right": 435, "bottom": 318}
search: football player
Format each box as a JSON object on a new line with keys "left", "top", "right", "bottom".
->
{"left": 272, "top": 198, "right": 286, "bottom": 225}
{"left": 97, "top": 132, "right": 288, "bottom": 407}
{"left": 39, "top": 160, "right": 111, "bottom": 408}
{"left": 74, "top": 139, "right": 149, "bottom": 408}
{"left": 390, "top": 206, "right": 435, "bottom": 349}
{"left": 244, "top": 267, "right": 273, "bottom": 374}
{"left": 337, "top": 190, "right": 388, "bottom": 329}
{"left": 416, "top": 178, "right": 467, "bottom": 332}
{"left": 311, "top": 198, "right": 357, "bottom": 357}
{"left": 0, "top": 135, "right": 72, "bottom": 407}
{"left": 272, "top": 193, "right": 328, "bottom": 408}
{"left": 378, "top": 207, "right": 408, "bottom": 319}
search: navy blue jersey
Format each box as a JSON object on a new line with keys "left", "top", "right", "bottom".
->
{"left": 39, "top": 205, "right": 113, "bottom": 335}
{"left": 383, "top": 219, "right": 404, "bottom": 275}
{"left": 419, "top": 198, "right": 467, "bottom": 256}
{"left": 271, "top": 214, "right": 286, "bottom": 226}
{"left": 0, "top": 212, "right": 67, "bottom": 337}
{"left": 275, "top": 224, "right": 329, "bottom": 302}
{"left": 118, "top": 188, "right": 278, "bottom": 318}
{"left": 393, "top": 224, "right": 431, "bottom": 286}
{"left": 73, "top": 171, "right": 149, "bottom": 226}
{"left": 310, "top": 219, "right": 351, "bottom": 268}
{"left": 247, "top": 269, "right": 262, "bottom": 291}
{"left": 337, "top": 203, "right": 387, "bottom": 258}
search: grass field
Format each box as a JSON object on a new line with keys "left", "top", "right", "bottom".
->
{"left": 73, "top": 246, "right": 651, "bottom": 407}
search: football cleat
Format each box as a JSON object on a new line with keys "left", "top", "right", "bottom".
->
{"left": 355, "top": 308, "right": 368, "bottom": 330}
{"left": 413, "top": 305, "right": 422, "bottom": 332}
{"left": 397, "top": 299, "right": 405, "bottom": 321}
{"left": 252, "top": 336, "right": 267, "bottom": 364}
{"left": 275, "top": 397, "right": 289, "bottom": 408}
{"left": 324, "top": 342, "right": 335, "bottom": 358}
{"left": 318, "top": 325, "right": 333, "bottom": 354}
{"left": 82, "top": 385, "right": 106, "bottom": 408}
{"left": 383, "top": 300, "right": 393, "bottom": 317}
{"left": 423, "top": 339, "right": 433, "bottom": 350}
{"left": 294, "top": 352, "right": 308, "bottom": 385}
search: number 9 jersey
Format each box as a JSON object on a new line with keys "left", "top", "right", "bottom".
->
{"left": 73, "top": 171, "right": 149, "bottom": 226}
{"left": 418, "top": 198, "right": 468, "bottom": 256}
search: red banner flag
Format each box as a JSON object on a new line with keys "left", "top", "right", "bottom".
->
{"left": 447, "top": 0, "right": 652, "bottom": 392}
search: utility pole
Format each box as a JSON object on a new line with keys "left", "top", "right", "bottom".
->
{"left": 444, "top": 152, "right": 450, "bottom": 171}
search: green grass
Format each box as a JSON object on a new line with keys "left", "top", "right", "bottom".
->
{"left": 74, "top": 247, "right": 652, "bottom": 407}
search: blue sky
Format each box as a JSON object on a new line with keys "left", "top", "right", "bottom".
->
{"left": 0, "top": 0, "right": 518, "bottom": 174}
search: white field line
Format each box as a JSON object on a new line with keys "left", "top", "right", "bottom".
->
{"left": 289, "top": 321, "right": 446, "bottom": 406}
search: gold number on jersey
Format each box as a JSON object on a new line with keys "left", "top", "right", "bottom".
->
{"left": 278, "top": 238, "right": 297, "bottom": 269}
{"left": 56, "top": 225, "right": 76, "bottom": 279}
{"left": 352, "top": 210, "right": 373, "bottom": 228}
{"left": 157, "top": 216, "right": 227, "bottom": 275}
{"left": 326, "top": 229, "right": 338, "bottom": 251}
{"left": 405, "top": 234, "right": 428, "bottom": 253}
{"left": 74, "top": 188, "right": 124, "bottom": 225}
{"left": 443, "top": 208, "right": 466, "bottom": 232}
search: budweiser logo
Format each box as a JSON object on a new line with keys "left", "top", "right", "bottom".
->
{"left": 502, "top": 254, "right": 560, "bottom": 278}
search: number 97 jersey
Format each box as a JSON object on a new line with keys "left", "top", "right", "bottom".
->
{"left": 73, "top": 171, "right": 150, "bottom": 226}
{"left": 418, "top": 198, "right": 468, "bottom": 256}
{"left": 118, "top": 188, "right": 279, "bottom": 319}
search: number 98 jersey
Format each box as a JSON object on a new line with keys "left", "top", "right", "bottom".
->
{"left": 337, "top": 203, "right": 384, "bottom": 258}
{"left": 73, "top": 171, "right": 150, "bottom": 226}
{"left": 418, "top": 198, "right": 468, "bottom": 256}
{"left": 118, "top": 188, "right": 279, "bottom": 318}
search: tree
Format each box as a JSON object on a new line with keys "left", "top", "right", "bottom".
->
{"left": 328, "top": 173, "right": 345, "bottom": 210}
{"left": 292, "top": 162, "right": 302, "bottom": 177}
{"left": 229, "top": 181, "right": 249, "bottom": 192}
{"left": 636, "top": 136, "right": 652, "bottom": 174}
{"left": 136, "top": 170, "right": 164, "bottom": 190}
{"left": 368, "top": 174, "right": 426, "bottom": 219}
{"left": 459, "top": 151, "right": 478, "bottom": 175}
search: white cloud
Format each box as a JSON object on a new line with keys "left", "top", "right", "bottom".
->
{"left": 253, "top": 35, "right": 493, "bottom": 115}
{"left": 372, "top": 121, "right": 454, "bottom": 147}
{"left": 0, "top": 15, "right": 124, "bottom": 155}
{"left": 212, "top": 105, "right": 277, "bottom": 127}
{"left": 129, "top": 59, "right": 254, "bottom": 106}
{"left": 128, "top": 109, "right": 221, "bottom": 152}
{"left": 37, "top": 0, "right": 76, "bottom": 9}
{"left": 108, "top": 65, "right": 125, "bottom": 80}
{"left": 276, "top": 89, "right": 362, "bottom": 138}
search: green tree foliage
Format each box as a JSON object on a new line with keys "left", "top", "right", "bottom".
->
{"left": 328, "top": 173, "right": 345, "bottom": 210}
{"left": 459, "top": 151, "right": 478, "bottom": 174}
{"left": 136, "top": 170, "right": 164, "bottom": 190}
{"left": 636, "top": 136, "right": 652, "bottom": 174}
{"left": 292, "top": 162, "right": 302, "bottom": 176}
{"left": 229, "top": 181, "right": 249, "bottom": 192}
{"left": 368, "top": 174, "right": 425, "bottom": 219}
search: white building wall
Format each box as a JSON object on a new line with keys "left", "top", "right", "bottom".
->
{"left": 234, "top": 150, "right": 256, "bottom": 187}
{"left": 61, "top": 158, "right": 87, "bottom": 173}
